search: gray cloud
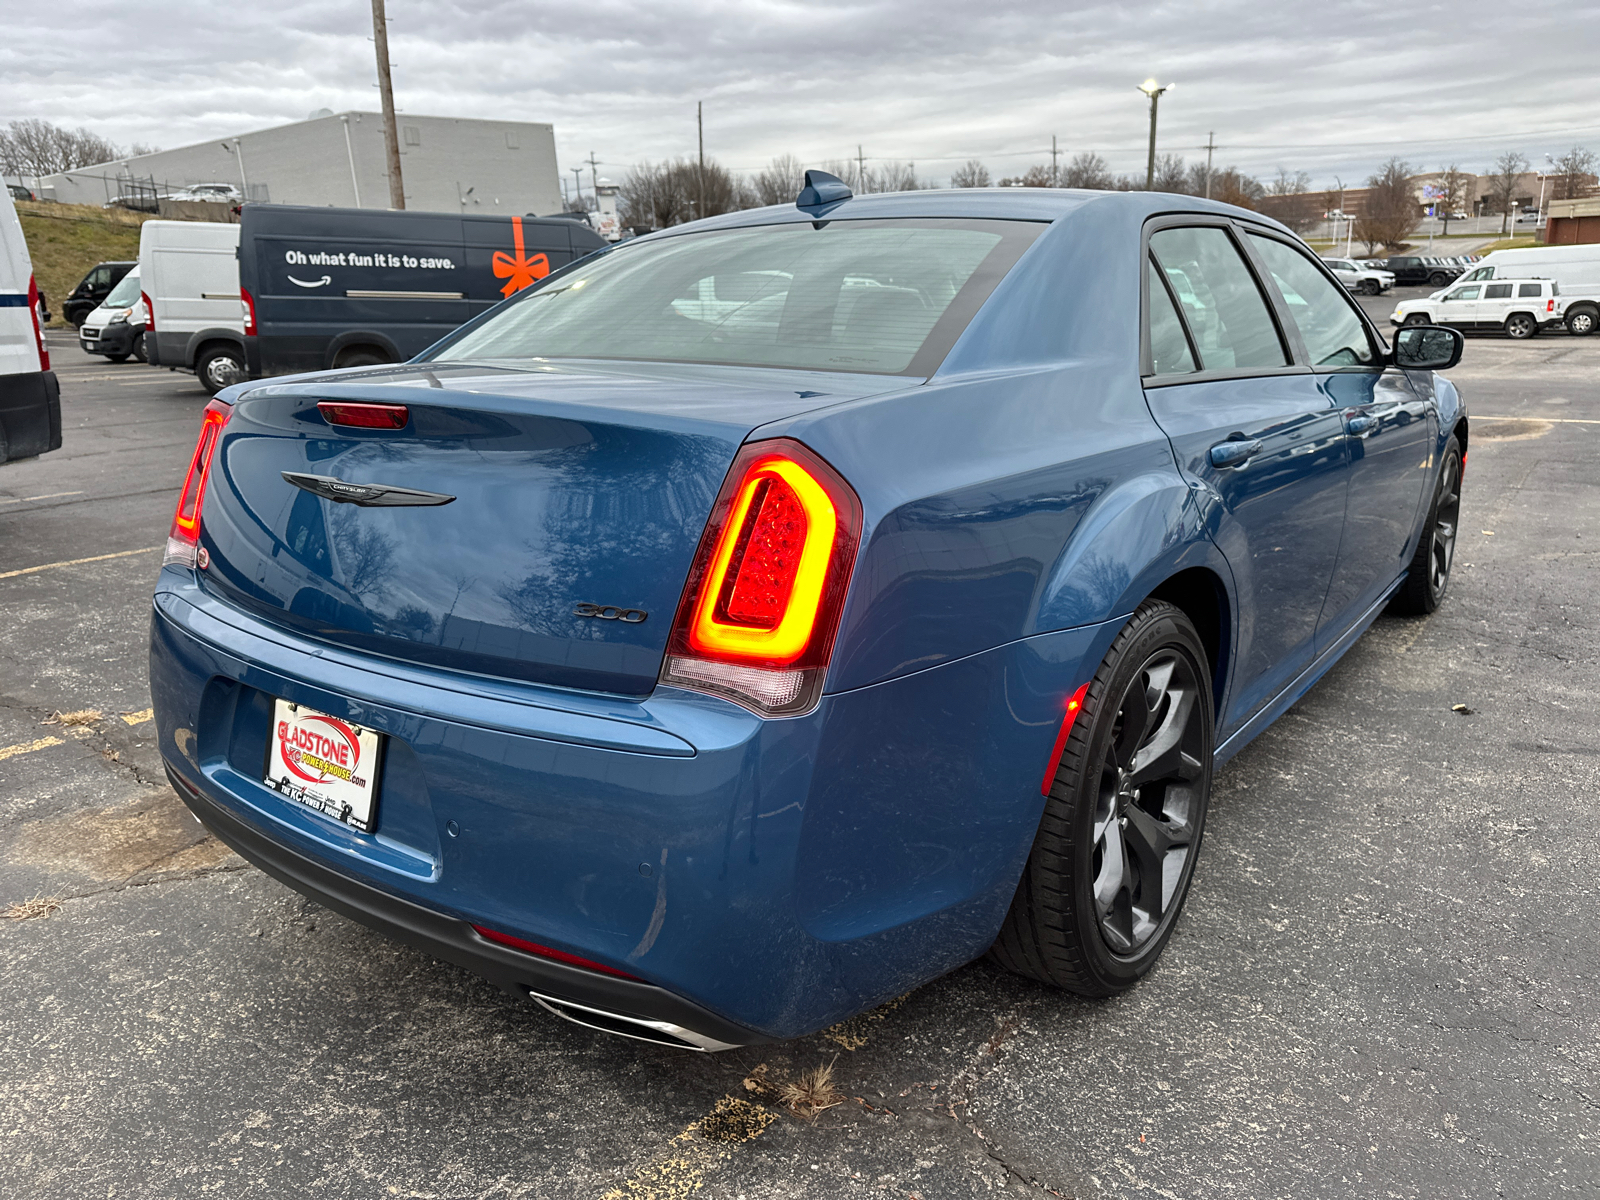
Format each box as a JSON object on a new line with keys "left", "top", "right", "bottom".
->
{"left": 3, "top": 0, "right": 1597, "bottom": 189}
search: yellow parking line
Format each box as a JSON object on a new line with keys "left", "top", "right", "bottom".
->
{"left": 121, "top": 708, "right": 154, "bottom": 726}
{"left": 0, "top": 546, "right": 162, "bottom": 581}
{"left": 0, "top": 736, "right": 65, "bottom": 762}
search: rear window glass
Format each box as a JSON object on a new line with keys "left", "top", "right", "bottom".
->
{"left": 1517, "top": 283, "right": 1542, "bottom": 298}
{"left": 431, "top": 218, "right": 1042, "bottom": 376}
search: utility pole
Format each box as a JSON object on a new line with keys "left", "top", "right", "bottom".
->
{"left": 1138, "top": 79, "right": 1172, "bottom": 191}
{"left": 1203, "top": 131, "right": 1217, "bottom": 200}
{"left": 586, "top": 150, "right": 602, "bottom": 193}
{"left": 856, "top": 144, "right": 868, "bottom": 192}
{"left": 371, "top": 0, "right": 405, "bottom": 209}
{"left": 1050, "top": 135, "right": 1060, "bottom": 187}
{"left": 696, "top": 102, "right": 705, "bottom": 219}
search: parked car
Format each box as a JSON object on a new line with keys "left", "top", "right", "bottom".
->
{"left": 1394, "top": 278, "right": 1566, "bottom": 338}
{"left": 1321, "top": 256, "right": 1394, "bottom": 295}
{"left": 151, "top": 180, "right": 1468, "bottom": 1048}
{"left": 7, "top": 183, "right": 34, "bottom": 202}
{"left": 0, "top": 187, "right": 61, "bottom": 464}
{"left": 237, "top": 204, "right": 606, "bottom": 379}
{"left": 1515, "top": 209, "right": 1541, "bottom": 224}
{"left": 77, "top": 266, "right": 147, "bottom": 362}
{"left": 1445, "top": 210, "right": 1469, "bottom": 221}
{"left": 167, "top": 183, "right": 243, "bottom": 204}
{"left": 1383, "top": 256, "right": 1464, "bottom": 287}
{"left": 1443, "top": 244, "right": 1600, "bottom": 336}
{"left": 140, "top": 220, "right": 246, "bottom": 394}
{"left": 62, "top": 260, "right": 136, "bottom": 327}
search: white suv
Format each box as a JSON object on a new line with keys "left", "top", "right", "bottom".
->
{"left": 1392, "top": 278, "right": 1566, "bottom": 339}
{"left": 1322, "top": 257, "right": 1394, "bottom": 295}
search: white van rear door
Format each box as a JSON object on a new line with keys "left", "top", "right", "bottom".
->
{"left": 0, "top": 192, "right": 40, "bottom": 376}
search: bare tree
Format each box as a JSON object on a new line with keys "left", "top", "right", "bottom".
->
{"left": 0, "top": 118, "right": 125, "bottom": 177}
{"left": 1062, "top": 152, "right": 1114, "bottom": 189}
{"left": 618, "top": 157, "right": 753, "bottom": 229}
{"left": 866, "top": 161, "right": 930, "bottom": 192}
{"left": 1208, "top": 167, "right": 1265, "bottom": 210}
{"left": 1486, "top": 150, "right": 1529, "bottom": 235}
{"left": 999, "top": 164, "right": 1057, "bottom": 188}
{"left": 950, "top": 159, "right": 990, "bottom": 188}
{"left": 751, "top": 154, "right": 804, "bottom": 206}
{"left": 1549, "top": 145, "right": 1598, "bottom": 201}
{"left": 1436, "top": 163, "right": 1470, "bottom": 233}
{"left": 1257, "top": 168, "right": 1316, "bottom": 231}
{"left": 1354, "top": 158, "right": 1419, "bottom": 252}
{"left": 1151, "top": 153, "right": 1189, "bottom": 193}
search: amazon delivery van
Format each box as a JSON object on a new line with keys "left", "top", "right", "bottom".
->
{"left": 0, "top": 185, "right": 61, "bottom": 464}
{"left": 237, "top": 205, "right": 606, "bottom": 379}
{"left": 140, "top": 220, "right": 247, "bottom": 394}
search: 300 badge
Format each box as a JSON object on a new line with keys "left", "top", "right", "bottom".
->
{"left": 264, "top": 699, "right": 384, "bottom": 832}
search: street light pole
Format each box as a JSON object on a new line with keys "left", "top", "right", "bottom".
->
{"left": 371, "top": 0, "right": 405, "bottom": 209}
{"left": 1138, "top": 79, "right": 1172, "bottom": 191}
{"left": 221, "top": 139, "right": 249, "bottom": 198}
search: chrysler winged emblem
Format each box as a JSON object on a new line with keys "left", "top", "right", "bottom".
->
{"left": 281, "top": 471, "right": 456, "bottom": 507}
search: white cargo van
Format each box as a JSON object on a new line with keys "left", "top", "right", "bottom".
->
{"left": 1439, "top": 244, "right": 1600, "bottom": 336}
{"left": 0, "top": 187, "right": 61, "bottom": 464}
{"left": 140, "top": 220, "right": 247, "bottom": 393}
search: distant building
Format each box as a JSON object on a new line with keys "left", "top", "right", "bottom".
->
{"left": 1546, "top": 198, "right": 1600, "bottom": 244}
{"left": 28, "top": 111, "right": 563, "bottom": 216}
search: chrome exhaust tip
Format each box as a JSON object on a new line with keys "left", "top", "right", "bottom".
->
{"left": 526, "top": 989, "right": 745, "bottom": 1052}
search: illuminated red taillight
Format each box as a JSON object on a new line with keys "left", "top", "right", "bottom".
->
{"left": 661, "top": 439, "right": 861, "bottom": 717}
{"left": 1040, "top": 682, "right": 1091, "bottom": 795}
{"left": 318, "top": 401, "right": 408, "bottom": 428}
{"left": 241, "top": 286, "right": 257, "bottom": 336}
{"left": 141, "top": 291, "right": 155, "bottom": 334}
{"left": 26, "top": 274, "right": 48, "bottom": 370}
{"left": 471, "top": 925, "right": 638, "bottom": 980}
{"left": 164, "top": 399, "right": 232, "bottom": 567}
{"left": 1548, "top": 299, "right": 1556, "bottom": 313}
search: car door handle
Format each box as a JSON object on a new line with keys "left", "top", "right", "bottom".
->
{"left": 1345, "top": 414, "right": 1378, "bottom": 436}
{"left": 1208, "top": 439, "right": 1264, "bottom": 468}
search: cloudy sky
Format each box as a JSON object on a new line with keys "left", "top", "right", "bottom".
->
{"left": 5, "top": 0, "right": 1598, "bottom": 190}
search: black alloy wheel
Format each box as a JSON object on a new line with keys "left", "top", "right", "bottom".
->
{"left": 1505, "top": 313, "right": 1537, "bottom": 339}
{"left": 1390, "top": 435, "right": 1462, "bottom": 616}
{"left": 990, "top": 600, "right": 1214, "bottom": 996}
{"left": 1361, "top": 279, "right": 1379, "bottom": 295}
{"left": 1429, "top": 272, "right": 1450, "bottom": 286}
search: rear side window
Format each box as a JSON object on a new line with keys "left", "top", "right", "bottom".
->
{"left": 1517, "top": 283, "right": 1542, "bottom": 298}
{"left": 1146, "top": 259, "right": 1196, "bottom": 375}
{"left": 1246, "top": 233, "right": 1377, "bottom": 368}
{"left": 433, "top": 218, "right": 1042, "bottom": 376}
{"left": 1149, "top": 226, "right": 1287, "bottom": 371}
{"left": 1484, "top": 283, "right": 1513, "bottom": 299}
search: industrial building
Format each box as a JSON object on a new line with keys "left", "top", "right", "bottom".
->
{"left": 29, "top": 111, "right": 564, "bottom": 216}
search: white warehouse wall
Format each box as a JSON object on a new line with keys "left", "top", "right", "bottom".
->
{"left": 33, "top": 111, "right": 564, "bottom": 216}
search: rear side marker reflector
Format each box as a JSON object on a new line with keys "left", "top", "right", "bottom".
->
{"left": 318, "top": 402, "right": 409, "bottom": 429}
{"left": 1041, "top": 682, "right": 1091, "bottom": 795}
{"left": 164, "top": 399, "right": 232, "bottom": 568}
{"left": 662, "top": 438, "right": 862, "bottom": 718}
{"left": 472, "top": 925, "right": 639, "bottom": 980}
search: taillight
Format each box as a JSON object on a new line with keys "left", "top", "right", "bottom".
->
{"left": 164, "top": 399, "right": 232, "bottom": 567}
{"left": 241, "top": 286, "right": 257, "bottom": 336}
{"left": 318, "top": 401, "right": 408, "bottom": 428}
{"left": 26, "top": 275, "right": 48, "bottom": 370}
{"left": 1040, "top": 682, "right": 1091, "bottom": 795}
{"left": 661, "top": 438, "right": 861, "bottom": 717}
{"left": 141, "top": 291, "right": 155, "bottom": 334}
{"left": 471, "top": 925, "right": 638, "bottom": 980}
{"left": 1548, "top": 299, "right": 1556, "bottom": 313}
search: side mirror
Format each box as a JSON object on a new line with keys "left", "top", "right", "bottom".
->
{"left": 1393, "top": 325, "right": 1463, "bottom": 371}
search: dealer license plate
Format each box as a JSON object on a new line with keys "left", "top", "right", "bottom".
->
{"left": 264, "top": 699, "right": 383, "bottom": 832}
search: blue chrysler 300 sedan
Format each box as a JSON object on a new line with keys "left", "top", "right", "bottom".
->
{"left": 150, "top": 178, "right": 1467, "bottom": 1050}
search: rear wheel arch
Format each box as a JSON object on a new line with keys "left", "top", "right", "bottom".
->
{"left": 326, "top": 331, "right": 401, "bottom": 369}
{"left": 1145, "top": 567, "right": 1231, "bottom": 715}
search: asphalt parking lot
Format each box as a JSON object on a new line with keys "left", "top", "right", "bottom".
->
{"left": 3, "top": 302, "right": 1598, "bottom": 1199}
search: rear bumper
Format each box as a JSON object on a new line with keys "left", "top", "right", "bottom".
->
{"left": 149, "top": 568, "right": 1119, "bottom": 1039}
{"left": 0, "top": 368, "right": 61, "bottom": 461}
{"left": 164, "top": 763, "right": 761, "bottom": 1050}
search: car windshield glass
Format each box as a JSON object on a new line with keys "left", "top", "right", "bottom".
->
{"left": 103, "top": 270, "right": 140, "bottom": 308}
{"left": 431, "top": 218, "right": 1042, "bottom": 376}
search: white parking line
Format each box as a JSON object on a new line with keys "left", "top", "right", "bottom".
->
{"left": 0, "top": 491, "right": 84, "bottom": 506}
{"left": 1475, "top": 415, "right": 1600, "bottom": 424}
{"left": 0, "top": 546, "right": 162, "bottom": 581}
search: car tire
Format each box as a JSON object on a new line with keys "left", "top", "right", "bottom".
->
{"left": 132, "top": 332, "right": 147, "bottom": 363}
{"left": 196, "top": 345, "right": 246, "bottom": 395}
{"left": 989, "top": 600, "right": 1214, "bottom": 997}
{"left": 1504, "top": 313, "right": 1537, "bottom": 339}
{"left": 1567, "top": 308, "right": 1597, "bottom": 337}
{"left": 106, "top": 353, "right": 130, "bottom": 363}
{"left": 333, "top": 349, "right": 390, "bottom": 369}
{"left": 1404, "top": 313, "right": 1431, "bottom": 326}
{"left": 1388, "top": 435, "right": 1462, "bottom": 617}
{"left": 1428, "top": 272, "right": 1450, "bottom": 286}
{"left": 1361, "top": 280, "right": 1379, "bottom": 295}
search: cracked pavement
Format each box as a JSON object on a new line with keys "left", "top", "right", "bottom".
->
{"left": 2, "top": 312, "right": 1598, "bottom": 1198}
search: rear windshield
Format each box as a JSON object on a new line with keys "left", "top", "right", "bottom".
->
{"left": 431, "top": 217, "right": 1043, "bottom": 376}
{"left": 104, "top": 270, "right": 140, "bottom": 308}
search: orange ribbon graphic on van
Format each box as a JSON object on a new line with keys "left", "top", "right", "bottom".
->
{"left": 492, "top": 216, "right": 550, "bottom": 298}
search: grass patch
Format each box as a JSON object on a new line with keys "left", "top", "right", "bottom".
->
{"left": 1475, "top": 236, "right": 1541, "bottom": 253}
{"left": 4, "top": 894, "right": 62, "bottom": 921}
{"left": 15, "top": 201, "right": 150, "bottom": 326}
{"left": 777, "top": 1058, "right": 845, "bottom": 1120}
